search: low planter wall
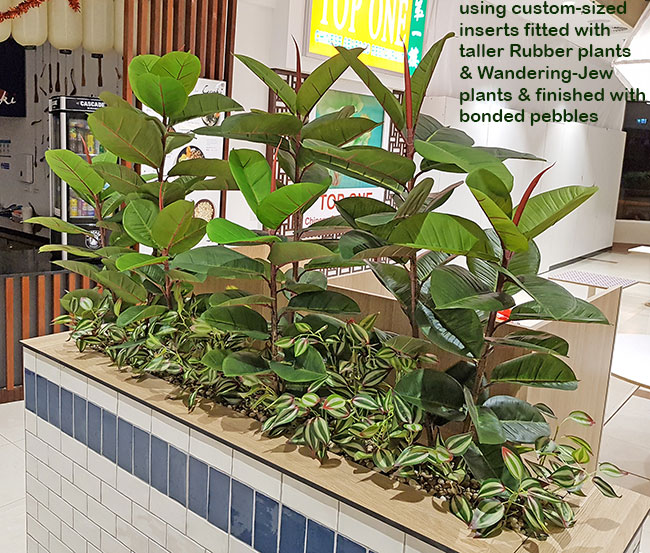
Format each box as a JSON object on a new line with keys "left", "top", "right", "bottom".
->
{"left": 22, "top": 334, "right": 650, "bottom": 553}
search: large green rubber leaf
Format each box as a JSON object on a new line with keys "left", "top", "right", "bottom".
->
{"left": 417, "top": 305, "right": 485, "bottom": 359}
{"left": 268, "top": 242, "right": 333, "bottom": 267}
{"left": 206, "top": 218, "right": 279, "bottom": 245}
{"left": 429, "top": 265, "right": 514, "bottom": 312}
{"left": 93, "top": 162, "right": 145, "bottom": 195}
{"left": 476, "top": 147, "right": 545, "bottom": 162}
{"left": 491, "top": 353, "right": 578, "bottom": 390}
{"left": 339, "top": 230, "right": 388, "bottom": 260}
{"left": 416, "top": 140, "right": 513, "bottom": 190}
{"left": 116, "top": 305, "right": 168, "bottom": 327}
{"left": 301, "top": 116, "right": 379, "bottom": 147}
{"left": 45, "top": 150, "right": 104, "bottom": 202}
{"left": 201, "top": 305, "right": 269, "bottom": 339}
{"left": 336, "top": 196, "right": 395, "bottom": 228}
{"left": 303, "top": 139, "right": 413, "bottom": 193}
{"left": 196, "top": 112, "right": 303, "bottom": 145}
{"left": 287, "top": 291, "right": 360, "bottom": 314}
{"left": 296, "top": 49, "right": 362, "bottom": 116}
{"left": 222, "top": 352, "right": 270, "bottom": 376}
{"left": 466, "top": 168, "right": 512, "bottom": 215}
{"left": 515, "top": 186, "right": 598, "bottom": 239}
{"left": 390, "top": 213, "right": 497, "bottom": 260}
{"left": 270, "top": 347, "right": 327, "bottom": 383}
{"left": 258, "top": 182, "right": 330, "bottom": 230}
{"left": 509, "top": 298, "right": 609, "bottom": 324}
{"left": 122, "top": 199, "right": 158, "bottom": 247}
{"left": 395, "top": 369, "right": 465, "bottom": 420}
{"left": 483, "top": 396, "right": 550, "bottom": 444}
{"left": 464, "top": 389, "right": 505, "bottom": 445}
{"left": 489, "top": 329, "right": 569, "bottom": 356}
{"left": 169, "top": 92, "right": 243, "bottom": 125}
{"left": 235, "top": 54, "right": 297, "bottom": 111}
{"left": 152, "top": 200, "right": 206, "bottom": 254}
{"left": 115, "top": 253, "right": 168, "bottom": 271}
{"left": 228, "top": 149, "right": 271, "bottom": 214}
{"left": 131, "top": 72, "right": 188, "bottom": 118}
{"left": 510, "top": 275, "right": 577, "bottom": 320}
{"left": 408, "top": 32, "right": 454, "bottom": 123}
{"left": 369, "top": 262, "right": 412, "bottom": 308}
{"left": 171, "top": 246, "right": 253, "bottom": 274}
{"left": 25, "top": 217, "right": 92, "bottom": 236}
{"left": 53, "top": 260, "right": 99, "bottom": 281}
{"left": 39, "top": 245, "right": 99, "bottom": 258}
{"left": 395, "top": 178, "right": 435, "bottom": 218}
{"left": 94, "top": 270, "right": 148, "bottom": 304}
{"left": 152, "top": 51, "right": 201, "bottom": 95}
{"left": 88, "top": 107, "right": 163, "bottom": 168}
{"left": 335, "top": 46, "right": 405, "bottom": 131}
{"left": 168, "top": 159, "right": 235, "bottom": 186}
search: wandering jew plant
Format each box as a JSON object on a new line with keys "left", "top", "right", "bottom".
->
{"left": 30, "top": 38, "right": 625, "bottom": 540}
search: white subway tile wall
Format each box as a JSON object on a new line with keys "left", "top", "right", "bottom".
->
{"left": 23, "top": 351, "right": 447, "bottom": 553}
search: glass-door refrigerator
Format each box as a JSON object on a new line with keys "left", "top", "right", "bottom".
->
{"left": 48, "top": 96, "right": 106, "bottom": 255}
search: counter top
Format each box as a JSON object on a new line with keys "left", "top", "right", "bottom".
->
{"left": 23, "top": 332, "right": 650, "bottom": 553}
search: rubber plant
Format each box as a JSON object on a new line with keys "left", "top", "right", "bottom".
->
{"left": 35, "top": 47, "right": 627, "bottom": 542}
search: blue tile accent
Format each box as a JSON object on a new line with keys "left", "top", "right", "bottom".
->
{"left": 208, "top": 467, "right": 230, "bottom": 532}
{"left": 150, "top": 436, "right": 168, "bottom": 494}
{"left": 231, "top": 480, "right": 254, "bottom": 545}
{"left": 254, "top": 493, "right": 279, "bottom": 553}
{"left": 168, "top": 446, "right": 187, "bottom": 506}
{"left": 73, "top": 394, "right": 87, "bottom": 444}
{"left": 47, "top": 381, "right": 60, "bottom": 428}
{"left": 36, "top": 374, "right": 48, "bottom": 420}
{"left": 102, "top": 411, "right": 117, "bottom": 462}
{"left": 87, "top": 402, "right": 102, "bottom": 454}
{"left": 306, "top": 520, "right": 334, "bottom": 553}
{"left": 133, "top": 427, "right": 150, "bottom": 484}
{"left": 60, "top": 388, "right": 73, "bottom": 437}
{"left": 27, "top": 371, "right": 383, "bottom": 553}
{"left": 118, "top": 419, "right": 133, "bottom": 473}
{"left": 336, "top": 535, "right": 365, "bottom": 553}
{"left": 24, "top": 369, "right": 35, "bottom": 413}
{"left": 279, "top": 507, "right": 306, "bottom": 553}
{"left": 188, "top": 456, "right": 208, "bottom": 518}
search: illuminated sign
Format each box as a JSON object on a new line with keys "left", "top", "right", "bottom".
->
{"left": 308, "top": 0, "right": 428, "bottom": 74}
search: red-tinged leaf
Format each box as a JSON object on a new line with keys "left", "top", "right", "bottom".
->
{"left": 567, "top": 410, "right": 596, "bottom": 427}
{"left": 512, "top": 164, "right": 555, "bottom": 226}
{"left": 501, "top": 447, "right": 525, "bottom": 481}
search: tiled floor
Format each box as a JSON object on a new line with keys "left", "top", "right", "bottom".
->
{"left": 0, "top": 400, "right": 26, "bottom": 553}
{"left": 0, "top": 245, "right": 648, "bottom": 552}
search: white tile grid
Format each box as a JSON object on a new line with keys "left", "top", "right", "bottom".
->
{"left": 23, "top": 356, "right": 465, "bottom": 553}
{"left": 87, "top": 379, "right": 118, "bottom": 413}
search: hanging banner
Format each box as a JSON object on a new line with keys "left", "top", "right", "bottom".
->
{"left": 308, "top": 0, "right": 428, "bottom": 73}
{"left": 0, "top": 39, "right": 26, "bottom": 118}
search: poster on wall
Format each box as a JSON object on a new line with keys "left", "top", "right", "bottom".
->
{"left": 143, "top": 78, "right": 227, "bottom": 248}
{"left": 308, "top": 0, "right": 427, "bottom": 74}
{"left": 303, "top": 89, "right": 386, "bottom": 228}
{"left": 0, "top": 38, "right": 26, "bottom": 118}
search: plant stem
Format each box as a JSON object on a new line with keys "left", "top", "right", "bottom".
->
{"left": 269, "top": 263, "right": 280, "bottom": 361}
{"left": 408, "top": 253, "right": 419, "bottom": 338}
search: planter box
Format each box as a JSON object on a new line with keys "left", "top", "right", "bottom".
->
{"left": 22, "top": 334, "right": 649, "bottom": 553}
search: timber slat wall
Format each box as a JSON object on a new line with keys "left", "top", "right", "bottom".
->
{"left": 0, "top": 271, "right": 92, "bottom": 403}
{"left": 122, "top": 0, "right": 238, "bottom": 100}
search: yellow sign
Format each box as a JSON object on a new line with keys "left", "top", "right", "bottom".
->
{"left": 308, "top": 0, "right": 428, "bottom": 73}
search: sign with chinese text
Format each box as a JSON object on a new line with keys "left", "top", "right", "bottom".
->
{"left": 308, "top": 0, "right": 427, "bottom": 74}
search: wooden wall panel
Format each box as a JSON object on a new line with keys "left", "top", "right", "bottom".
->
{"left": 122, "top": 0, "right": 238, "bottom": 100}
{"left": 0, "top": 271, "right": 95, "bottom": 404}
